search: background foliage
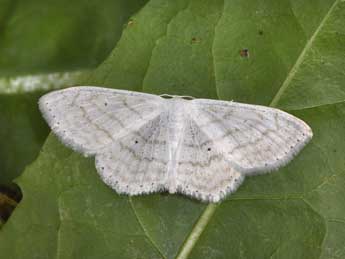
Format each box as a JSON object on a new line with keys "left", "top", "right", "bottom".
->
{"left": 0, "top": 0, "right": 345, "bottom": 258}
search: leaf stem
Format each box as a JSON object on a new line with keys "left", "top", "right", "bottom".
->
{"left": 175, "top": 203, "right": 218, "bottom": 259}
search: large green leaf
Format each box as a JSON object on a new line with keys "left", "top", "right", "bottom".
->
{"left": 1, "top": 0, "right": 345, "bottom": 258}
{"left": 0, "top": 0, "right": 148, "bottom": 183}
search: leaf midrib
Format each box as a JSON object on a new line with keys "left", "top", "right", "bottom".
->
{"left": 174, "top": 1, "right": 339, "bottom": 258}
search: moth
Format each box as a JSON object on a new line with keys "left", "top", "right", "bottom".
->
{"left": 39, "top": 86, "right": 312, "bottom": 202}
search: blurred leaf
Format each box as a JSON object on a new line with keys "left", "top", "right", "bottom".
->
{"left": 0, "top": 71, "right": 84, "bottom": 183}
{"left": 0, "top": 71, "right": 84, "bottom": 94}
{"left": 0, "top": 91, "right": 49, "bottom": 184}
{"left": 0, "top": 0, "right": 148, "bottom": 76}
{"left": 1, "top": 0, "right": 345, "bottom": 259}
{"left": 0, "top": 0, "right": 148, "bottom": 183}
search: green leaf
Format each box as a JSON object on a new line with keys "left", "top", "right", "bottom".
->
{"left": 1, "top": 0, "right": 345, "bottom": 258}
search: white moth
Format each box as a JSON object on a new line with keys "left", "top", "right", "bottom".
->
{"left": 39, "top": 86, "right": 312, "bottom": 202}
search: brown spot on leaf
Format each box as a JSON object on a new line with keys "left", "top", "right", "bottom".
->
{"left": 240, "top": 49, "right": 249, "bottom": 58}
{"left": 191, "top": 37, "right": 201, "bottom": 44}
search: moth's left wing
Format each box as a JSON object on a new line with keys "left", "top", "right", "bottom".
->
{"left": 175, "top": 118, "right": 244, "bottom": 202}
{"left": 191, "top": 99, "right": 313, "bottom": 175}
{"left": 39, "top": 86, "right": 163, "bottom": 156}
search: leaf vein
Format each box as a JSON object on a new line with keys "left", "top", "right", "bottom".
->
{"left": 270, "top": 0, "right": 340, "bottom": 107}
{"left": 211, "top": 0, "right": 225, "bottom": 99}
{"left": 129, "top": 197, "right": 167, "bottom": 259}
{"left": 142, "top": 2, "right": 190, "bottom": 92}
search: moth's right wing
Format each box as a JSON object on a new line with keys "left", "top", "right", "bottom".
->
{"left": 39, "top": 86, "right": 164, "bottom": 156}
{"left": 191, "top": 99, "right": 313, "bottom": 175}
